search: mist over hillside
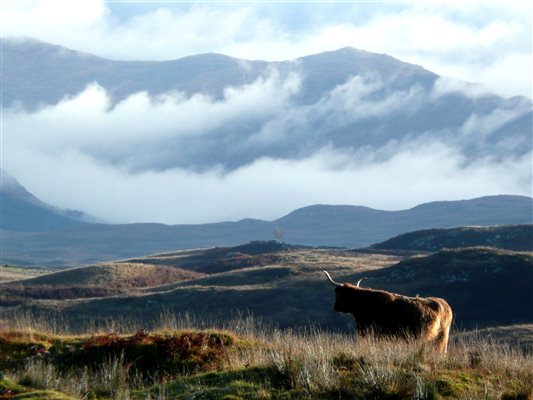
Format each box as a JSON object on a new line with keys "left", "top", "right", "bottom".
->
{"left": 1, "top": 38, "right": 531, "bottom": 224}
{"left": 3, "top": 39, "right": 530, "bottom": 172}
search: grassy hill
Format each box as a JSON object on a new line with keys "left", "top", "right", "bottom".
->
{"left": 126, "top": 241, "right": 310, "bottom": 274}
{"left": 2, "top": 243, "right": 531, "bottom": 332}
{"left": 0, "top": 265, "right": 52, "bottom": 282}
{"left": 12, "top": 262, "right": 202, "bottom": 288}
{"left": 369, "top": 224, "right": 533, "bottom": 252}
{"left": 0, "top": 263, "right": 202, "bottom": 305}
{"left": 0, "top": 244, "right": 404, "bottom": 330}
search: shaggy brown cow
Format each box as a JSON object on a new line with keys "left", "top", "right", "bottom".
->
{"left": 324, "top": 271, "right": 453, "bottom": 353}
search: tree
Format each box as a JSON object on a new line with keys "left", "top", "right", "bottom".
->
{"left": 273, "top": 227, "right": 283, "bottom": 242}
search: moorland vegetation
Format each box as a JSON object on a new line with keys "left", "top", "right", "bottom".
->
{"left": 0, "top": 313, "right": 532, "bottom": 400}
{"left": 1, "top": 228, "right": 532, "bottom": 399}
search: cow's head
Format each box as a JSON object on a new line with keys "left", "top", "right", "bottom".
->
{"left": 324, "top": 271, "right": 367, "bottom": 313}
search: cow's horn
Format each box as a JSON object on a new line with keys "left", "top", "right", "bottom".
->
{"left": 356, "top": 277, "right": 368, "bottom": 287}
{"left": 324, "top": 271, "right": 344, "bottom": 287}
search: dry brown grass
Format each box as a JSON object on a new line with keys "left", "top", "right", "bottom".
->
{"left": 0, "top": 265, "right": 52, "bottom": 282}
{"left": 2, "top": 312, "right": 532, "bottom": 399}
{"left": 4, "top": 262, "right": 203, "bottom": 289}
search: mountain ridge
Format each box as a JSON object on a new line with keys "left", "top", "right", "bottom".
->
{"left": 2, "top": 171, "right": 531, "bottom": 230}
{"left": 2, "top": 37, "right": 437, "bottom": 110}
{"left": 2, "top": 37, "right": 531, "bottom": 173}
{"left": 0, "top": 170, "right": 89, "bottom": 232}
{"left": 1, "top": 171, "right": 531, "bottom": 266}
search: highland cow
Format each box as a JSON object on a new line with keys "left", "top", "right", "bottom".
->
{"left": 324, "top": 271, "right": 453, "bottom": 353}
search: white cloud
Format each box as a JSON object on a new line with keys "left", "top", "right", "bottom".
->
{"left": 5, "top": 140, "right": 531, "bottom": 224}
{"left": 4, "top": 73, "right": 530, "bottom": 224}
{"left": 0, "top": 0, "right": 107, "bottom": 39}
{"left": 432, "top": 77, "right": 493, "bottom": 99}
{"left": 248, "top": 74, "right": 429, "bottom": 148}
{"left": 325, "top": 76, "right": 426, "bottom": 119}
{"left": 460, "top": 106, "right": 530, "bottom": 138}
{"left": 3, "top": 71, "right": 302, "bottom": 170}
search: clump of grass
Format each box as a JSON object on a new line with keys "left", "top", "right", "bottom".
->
{"left": 264, "top": 328, "right": 345, "bottom": 393}
{"left": 13, "top": 353, "right": 136, "bottom": 399}
{"left": 92, "top": 351, "right": 136, "bottom": 399}
{"left": 18, "top": 359, "right": 61, "bottom": 390}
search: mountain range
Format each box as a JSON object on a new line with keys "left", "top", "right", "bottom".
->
{"left": 1, "top": 38, "right": 532, "bottom": 267}
{"left": 1, "top": 173, "right": 531, "bottom": 266}
{"left": 2, "top": 37, "right": 531, "bottom": 173}
{"left": 2, "top": 38, "right": 437, "bottom": 109}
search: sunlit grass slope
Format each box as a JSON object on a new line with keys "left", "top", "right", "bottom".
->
{"left": 0, "top": 316, "right": 531, "bottom": 400}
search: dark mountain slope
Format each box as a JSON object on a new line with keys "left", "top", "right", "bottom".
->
{"left": 277, "top": 195, "right": 533, "bottom": 247}
{"left": 0, "top": 171, "right": 86, "bottom": 232}
{"left": 2, "top": 39, "right": 434, "bottom": 110}
{"left": 362, "top": 248, "right": 533, "bottom": 328}
{"left": 370, "top": 225, "right": 533, "bottom": 252}
{"left": 1, "top": 38, "right": 268, "bottom": 109}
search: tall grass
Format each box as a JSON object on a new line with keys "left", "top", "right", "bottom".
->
{"left": 15, "top": 353, "right": 140, "bottom": 399}
{"left": 2, "top": 311, "right": 532, "bottom": 399}
{"left": 0, "top": 308, "right": 271, "bottom": 336}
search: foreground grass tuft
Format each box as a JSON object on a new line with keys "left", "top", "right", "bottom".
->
{"left": 0, "top": 319, "right": 531, "bottom": 400}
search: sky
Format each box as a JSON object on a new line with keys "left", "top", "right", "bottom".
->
{"left": 1, "top": 1, "right": 532, "bottom": 224}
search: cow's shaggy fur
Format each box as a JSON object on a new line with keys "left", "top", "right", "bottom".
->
{"left": 332, "top": 281, "right": 453, "bottom": 353}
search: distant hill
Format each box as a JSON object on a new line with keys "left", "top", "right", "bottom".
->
{"left": 0, "top": 262, "right": 202, "bottom": 304}
{"left": 1, "top": 193, "right": 531, "bottom": 266}
{"left": 1, "top": 38, "right": 433, "bottom": 110}
{"left": 278, "top": 196, "right": 533, "bottom": 246}
{"left": 369, "top": 225, "right": 533, "bottom": 252}
{"left": 0, "top": 170, "right": 88, "bottom": 232}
